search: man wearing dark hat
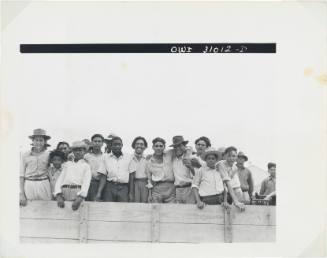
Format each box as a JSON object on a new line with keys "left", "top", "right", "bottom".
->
{"left": 236, "top": 151, "right": 254, "bottom": 202}
{"left": 20, "top": 129, "right": 52, "bottom": 206}
{"left": 170, "top": 136, "right": 196, "bottom": 204}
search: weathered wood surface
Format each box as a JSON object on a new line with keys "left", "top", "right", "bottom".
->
{"left": 20, "top": 201, "right": 276, "bottom": 243}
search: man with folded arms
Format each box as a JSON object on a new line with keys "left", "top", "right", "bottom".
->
{"left": 54, "top": 141, "right": 92, "bottom": 211}
{"left": 95, "top": 136, "right": 132, "bottom": 202}
{"left": 236, "top": 151, "right": 254, "bottom": 202}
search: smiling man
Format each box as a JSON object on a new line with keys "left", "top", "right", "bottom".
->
{"left": 128, "top": 136, "right": 148, "bottom": 203}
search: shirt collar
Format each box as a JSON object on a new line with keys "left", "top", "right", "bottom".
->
{"left": 109, "top": 153, "right": 124, "bottom": 159}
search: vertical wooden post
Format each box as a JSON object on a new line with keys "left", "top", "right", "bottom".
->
{"left": 151, "top": 204, "right": 160, "bottom": 243}
{"left": 79, "top": 201, "right": 88, "bottom": 243}
{"left": 224, "top": 207, "right": 233, "bottom": 243}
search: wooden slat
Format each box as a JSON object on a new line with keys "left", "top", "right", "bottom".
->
{"left": 21, "top": 219, "right": 79, "bottom": 239}
{"left": 88, "top": 221, "right": 151, "bottom": 242}
{"left": 232, "top": 225, "right": 276, "bottom": 242}
{"left": 20, "top": 201, "right": 80, "bottom": 220}
{"left": 20, "top": 237, "right": 79, "bottom": 243}
{"left": 224, "top": 208, "right": 232, "bottom": 243}
{"left": 79, "top": 202, "right": 88, "bottom": 243}
{"left": 151, "top": 204, "right": 160, "bottom": 242}
{"left": 88, "top": 202, "right": 151, "bottom": 222}
{"left": 230, "top": 205, "right": 276, "bottom": 226}
{"left": 159, "top": 223, "right": 225, "bottom": 243}
{"left": 159, "top": 204, "right": 224, "bottom": 224}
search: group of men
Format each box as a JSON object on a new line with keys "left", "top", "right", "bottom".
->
{"left": 20, "top": 128, "right": 276, "bottom": 211}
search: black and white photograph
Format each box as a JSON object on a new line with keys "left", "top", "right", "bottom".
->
{"left": 0, "top": 1, "right": 326, "bottom": 257}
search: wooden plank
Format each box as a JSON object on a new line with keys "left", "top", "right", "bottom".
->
{"left": 21, "top": 219, "right": 79, "bottom": 239}
{"left": 232, "top": 225, "right": 276, "bottom": 242}
{"left": 88, "top": 221, "right": 151, "bottom": 242}
{"left": 159, "top": 204, "right": 224, "bottom": 224}
{"left": 159, "top": 223, "right": 224, "bottom": 243}
{"left": 20, "top": 237, "right": 79, "bottom": 243}
{"left": 20, "top": 201, "right": 80, "bottom": 220}
{"left": 151, "top": 204, "right": 160, "bottom": 242}
{"left": 224, "top": 208, "right": 232, "bottom": 243}
{"left": 79, "top": 202, "right": 88, "bottom": 243}
{"left": 230, "top": 205, "right": 276, "bottom": 226}
{"left": 88, "top": 202, "right": 151, "bottom": 222}
{"left": 87, "top": 239, "right": 149, "bottom": 243}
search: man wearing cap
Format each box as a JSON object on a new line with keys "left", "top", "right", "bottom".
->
{"left": 169, "top": 136, "right": 196, "bottom": 204}
{"left": 104, "top": 133, "right": 117, "bottom": 154}
{"left": 95, "top": 136, "right": 133, "bottom": 202}
{"left": 84, "top": 134, "right": 105, "bottom": 201}
{"left": 54, "top": 141, "right": 92, "bottom": 210}
{"left": 236, "top": 151, "right": 254, "bottom": 202}
{"left": 20, "top": 129, "right": 52, "bottom": 206}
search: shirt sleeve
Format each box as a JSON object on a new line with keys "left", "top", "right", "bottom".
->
{"left": 216, "top": 162, "right": 231, "bottom": 181}
{"left": 78, "top": 163, "right": 92, "bottom": 198}
{"left": 247, "top": 169, "right": 254, "bottom": 194}
{"left": 54, "top": 166, "right": 66, "bottom": 196}
{"left": 259, "top": 178, "right": 267, "bottom": 195}
{"left": 20, "top": 152, "right": 26, "bottom": 177}
{"left": 191, "top": 168, "right": 202, "bottom": 189}
{"left": 128, "top": 159, "right": 137, "bottom": 174}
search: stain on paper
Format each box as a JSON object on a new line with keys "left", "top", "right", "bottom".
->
{"left": 315, "top": 74, "right": 327, "bottom": 86}
{"left": 304, "top": 67, "right": 314, "bottom": 77}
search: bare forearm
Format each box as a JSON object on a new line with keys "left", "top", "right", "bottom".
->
{"left": 20, "top": 177, "right": 25, "bottom": 195}
{"left": 192, "top": 188, "right": 201, "bottom": 203}
{"left": 226, "top": 182, "right": 240, "bottom": 203}
{"left": 97, "top": 174, "right": 107, "bottom": 196}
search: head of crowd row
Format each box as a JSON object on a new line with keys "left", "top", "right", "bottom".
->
{"left": 20, "top": 128, "right": 276, "bottom": 211}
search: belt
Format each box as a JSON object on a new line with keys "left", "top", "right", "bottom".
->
{"left": 25, "top": 177, "right": 49, "bottom": 181}
{"left": 108, "top": 181, "right": 128, "bottom": 186}
{"left": 153, "top": 180, "right": 174, "bottom": 185}
{"left": 62, "top": 184, "right": 81, "bottom": 189}
{"left": 135, "top": 178, "right": 148, "bottom": 182}
{"left": 176, "top": 183, "right": 192, "bottom": 188}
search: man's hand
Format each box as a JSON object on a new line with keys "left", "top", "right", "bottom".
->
{"left": 190, "top": 158, "right": 202, "bottom": 169}
{"left": 196, "top": 201, "right": 205, "bottom": 209}
{"left": 19, "top": 193, "right": 27, "bottom": 207}
{"left": 182, "top": 158, "right": 193, "bottom": 169}
{"left": 56, "top": 194, "right": 65, "bottom": 208}
{"left": 221, "top": 201, "right": 231, "bottom": 210}
{"left": 234, "top": 201, "right": 245, "bottom": 212}
{"left": 72, "top": 196, "right": 83, "bottom": 211}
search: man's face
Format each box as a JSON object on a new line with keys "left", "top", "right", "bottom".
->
{"left": 226, "top": 150, "right": 237, "bottom": 164}
{"left": 205, "top": 154, "right": 218, "bottom": 168}
{"left": 153, "top": 141, "right": 165, "bottom": 155}
{"left": 111, "top": 139, "right": 123, "bottom": 154}
{"left": 73, "top": 148, "right": 86, "bottom": 160}
{"left": 174, "top": 143, "right": 186, "bottom": 157}
{"left": 92, "top": 137, "right": 103, "bottom": 150}
{"left": 134, "top": 139, "right": 146, "bottom": 155}
{"left": 195, "top": 140, "right": 207, "bottom": 154}
{"left": 33, "top": 136, "right": 45, "bottom": 149}
{"left": 58, "top": 143, "right": 70, "bottom": 155}
{"left": 237, "top": 157, "right": 246, "bottom": 167}
{"left": 269, "top": 166, "right": 276, "bottom": 178}
{"left": 52, "top": 156, "right": 63, "bottom": 169}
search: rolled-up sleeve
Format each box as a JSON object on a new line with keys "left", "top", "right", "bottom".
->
{"left": 54, "top": 168, "right": 65, "bottom": 196}
{"left": 20, "top": 152, "right": 26, "bottom": 177}
{"left": 192, "top": 169, "right": 202, "bottom": 189}
{"left": 128, "top": 159, "right": 137, "bottom": 174}
{"left": 216, "top": 163, "right": 231, "bottom": 182}
{"left": 78, "top": 164, "right": 92, "bottom": 198}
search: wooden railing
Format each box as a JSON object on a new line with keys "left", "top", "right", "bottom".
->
{"left": 20, "top": 201, "right": 276, "bottom": 243}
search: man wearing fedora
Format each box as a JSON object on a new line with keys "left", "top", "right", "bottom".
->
{"left": 20, "top": 129, "right": 52, "bottom": 206}
{"left": 54, "top": 141, "right": 91, "bottom": 210}
{"left": 169, "top": 135, "right": 196, "bottom": 204}
{"left": 236, "top": 151, "right": 254, "bottom": 202}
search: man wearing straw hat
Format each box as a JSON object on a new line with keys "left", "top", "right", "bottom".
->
{"left": 236, "top": 151, "right": 254, "bottom": 202}
{"left": 20, "top": 129, "right": 52, "bottom": 206}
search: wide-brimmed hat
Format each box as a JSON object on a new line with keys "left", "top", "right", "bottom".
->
{"left": 71, "top": 141, "right": 88, "bottom": 150}
{"left": 29, "top": 128, "right": 51, "bottom": 140}
{"left": 237, "top": 151, "right": 248, "bottom": 161}
{"left": 104, "top": 133, "right": 118, "bottom": 143}
{"left": 203, "top": 147, "right": 220, "bottom": 160}
{"left": 169, "top": 135, "right": 189, "bottom": 147}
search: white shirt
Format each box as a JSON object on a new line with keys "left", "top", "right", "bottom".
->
{"left": 216, "top": 160, "right": 241, "bottom": 189}
{"left": 84, "top": 152, "right": 103, "bottom": 179}
{"left": 98, "top": 153, "right": 133, "bottom": 183}
{"left": 172, "top": 156, "right": 193, "bottom": 186}
{"left": 54, "top": 159, "right": 92, "bottom": 198}
{"left": 129, "top": 154, "right": 147, "bottom": 179}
